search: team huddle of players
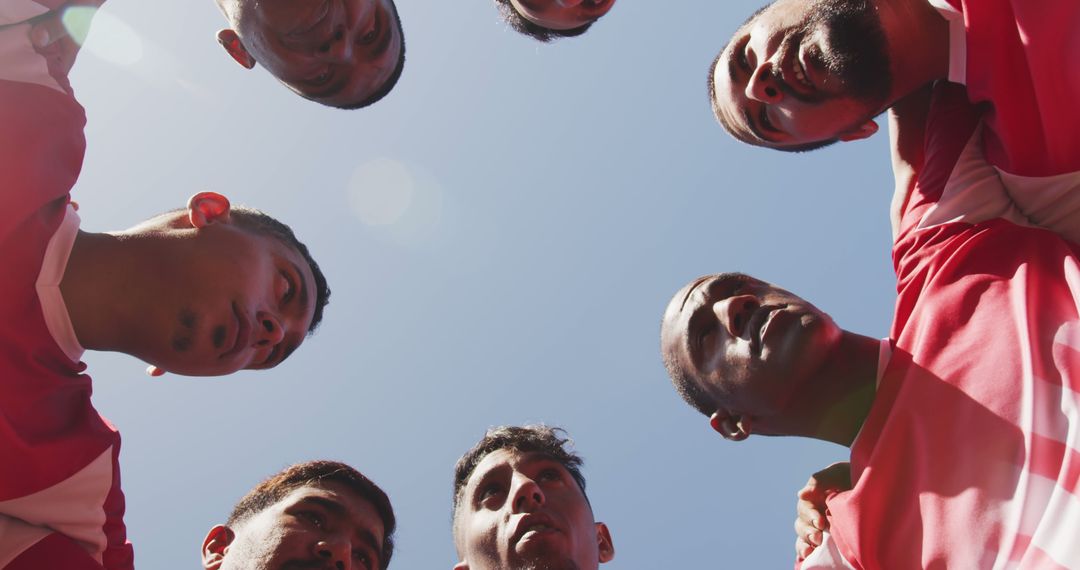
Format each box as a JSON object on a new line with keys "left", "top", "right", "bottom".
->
{"left": 3, "top": 0, "right": 1079, "bottom": 568}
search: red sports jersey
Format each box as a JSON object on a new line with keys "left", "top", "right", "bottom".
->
{"left": 0, "top": 2, "right": 133, "bottom": 568}
{"left": 933, "top": 0, "right": 1080, "bottom": 177}
{"left": 821, "top": 83, "right": 1080, "bottom": 568}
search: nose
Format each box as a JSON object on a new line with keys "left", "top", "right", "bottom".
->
{"left": 510, "top": 475, "right": 545, "bottom": 513}
{"left": 315, "top": 536, "right": 350, "bottom": 570}
{"left": 321, "top": 25, "right": 353, "bottom": 63}
{"left": 745, "top": 61, "right": 783, "bottom": 104}
{"left": 253, "top": 311, "right": 285, "bottom": 347}
{"left": 713, "top": 294, "right": 759, "bottom": 339}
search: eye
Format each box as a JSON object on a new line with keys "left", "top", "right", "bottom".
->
{"left": 353, "top": 549, "right": 374, "bottom": 569}
{"left": 478, "top": 483, "right": 504, "bottom": 503}
{"left": 538, "top": 468, "right": 561, "bottom": 482}
{"left": 307, "top": 69, "right": 333, "bottom": 86}
{"left": 737, "top": 38, "right": 751, "bottom": 72}
{"left": 358, "top": 13, "right": 380, "bottom": 45}
{"left": 729, "top": 276, "right": 752, "bottom": 298}
{"left": 300, "top": 511, "right": 325, "bottom": 528}
{"left": 280, "top": 271, "right": 296, "bottom": 304}
{"left": 696, "top": 328, "right": 711, "bottom": 353}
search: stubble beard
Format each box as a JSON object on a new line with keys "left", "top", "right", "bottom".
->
{"left": 804, "top": 0, "right": 892, "bottom": 108}
{"left": 519, "top": 560, "right": 581, "bottom": 570}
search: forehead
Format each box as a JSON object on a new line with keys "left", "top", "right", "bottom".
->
{"left": 276, "top": 483, "right": 385, "bottom": 539}
{"left": 711, "top": 1, "right": 795, "bottom": 144}
{"left": 466, "top": 449, "right": 567, "bottom": 489}
{"left": 472, "top": 449, "right": 539, "bottom": 477}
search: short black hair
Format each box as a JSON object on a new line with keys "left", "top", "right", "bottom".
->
{"left": 227, "top": 460, "right": 396, "bottom": 569}
{"left": 230, "top": 206, "right": 330, "bottom": 334}
{"left": 452, "top": 425, "right": 588, "bottom": 521}
{"left": 329, "top": 2, "right": 407, "bottom": 110}
{"left": 493, "top": 0, "right": 595, "bottom": 43}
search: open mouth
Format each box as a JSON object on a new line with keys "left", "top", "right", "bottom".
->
{"left": 792, "top": 56, "right": 813, "bottom": 89}
{"left": 519, "top": 524, "right": 556, "bottom": 540}
{"left": 781, "top": 37, "right": 816, "bottom": 96}
{"left": 512, "top": 514, "right": 560, "bottom": 545}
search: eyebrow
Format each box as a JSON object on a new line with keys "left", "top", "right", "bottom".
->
{"left": 468, "top": 464, "right": 508, "bottom": 506}
{"left": 297, "top": 496, "right": 382, "bottom": 555}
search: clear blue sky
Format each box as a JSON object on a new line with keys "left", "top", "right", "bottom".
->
{"left": 73, "top": 1, "right": 898, "bottom": 567}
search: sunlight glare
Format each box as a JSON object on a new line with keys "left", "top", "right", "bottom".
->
{"left": 68, "top": 6, "right": 143, "bottom": 66}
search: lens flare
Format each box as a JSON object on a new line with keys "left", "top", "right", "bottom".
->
{"left": 66, "top": 6, "right": 143, "bottom": 65}
{"left": 348, "top": 158, "right": 444, "bottom": 244}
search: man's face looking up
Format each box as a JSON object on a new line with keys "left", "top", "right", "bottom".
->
{"left": 218, "top": 0, "right": 404, "bottom": 108}
{"left": 660, "top": 273, "right": 842, "bottom": 431}
{"left": 121, "top": 193, "right": 318, "bottom": 377}
{"left": 508, "top": 0, "right": 616, "bottom": 31}
{"left": 709, "top": 0, "right": 892, "bottom": 149}
{"left": 454, "top": 449, "right": 614, "bottom": 570}
{"left": 204, "top": 482, "right": 386, "bottom": 570}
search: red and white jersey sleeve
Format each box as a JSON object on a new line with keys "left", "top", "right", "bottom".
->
{"left": 933, "top": 0, "right": 1080, "bottom": 177}
{"left": 923, "top": 0, "right": 1080, "bottom": 243}
{"left": 820, "top": 82, "right": 1080, "bottom": 569}
{"left": 0, "top": 2, "right": 133, "bottom": 569}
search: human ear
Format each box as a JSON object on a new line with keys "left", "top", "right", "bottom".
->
{"left": 453, "top": 562, "right": 469, "bottom": 570}
{"left": 202, "top": 525, "right": 235, "bottom": 569}
{"left": 216, "top": 29, "right": 256, "bottom": 69}
{"left": 838, "top": 119, "right": 879, "bottom": 142}
{"left": 145, "top": 365, "right": 165, "bottom": 377}
{"left": 188, "top": 192, "right": 232, "bottom": 228}
{"left": 596, "top": 522, "right": 615, "bottom": 562}
{"left": 710, "top": 411, "right": 751, "bottom": 441}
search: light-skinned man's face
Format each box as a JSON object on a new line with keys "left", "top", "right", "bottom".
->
{"left": 119, "top": 193, "right": 316, "bottom": 376}
{"left": 508, "top": 0, "right": 615, "bottom": 31}
{"left": 203, "top": 482, "right": 386, "bottom": 570}
{"left": 454, "top": 449, "right": 614, "bottom": 570}
{"left": 216, "top": 0, "right": 404, "bottom": 107}
{"left": 661, "top": 273, "right": 842, "bottom": 432}
{"left": 710, "top": 0, "right": 891, "bottom": 149}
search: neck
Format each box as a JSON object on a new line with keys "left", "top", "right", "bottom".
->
{"left": 876, "top": 0, "right": 952, "bottom": 108}
{"left": 60, "top": 230, "right": 156, "bottom": 354}
{"left": 770, "top": 331, "right": 881, "bottom": 446}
